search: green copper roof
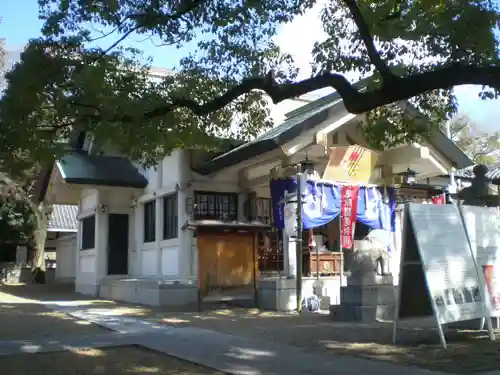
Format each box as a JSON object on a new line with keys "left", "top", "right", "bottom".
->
{"left": 57, "top": 152, "right": 147, "bottom": 188}
{"left": 194, "top": 97, "right": 341, "bottom": 175}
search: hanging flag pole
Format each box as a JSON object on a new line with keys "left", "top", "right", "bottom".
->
{"left": 296, "top": 165, "right": 304, "bottom": 313}
{"left": 338, "top": 211, "right": 343, "bottom": 286}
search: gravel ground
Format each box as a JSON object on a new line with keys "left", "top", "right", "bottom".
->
{"left": 0, "top": 283, "right": 108, "bottom": 340}
{"left": 0, "top": 346, "right": 226, "bottom": 375}
{"left": 126, "top": 307, "right": 500, "bottom": 374}
{"left": 3, "top": 284, "right": 500, "bottom": 374}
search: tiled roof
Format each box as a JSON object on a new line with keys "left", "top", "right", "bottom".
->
{"left": 48, "top": 204, "right": 78, "bottom": 232}
{"left": 447, "top": 163, "right": 500, "bottom": 182}
{"left": 57, "top": 151, "right": 148, "bottom": 188}
{"left": 193, "top": 78, "right": 472, "bottom": 175}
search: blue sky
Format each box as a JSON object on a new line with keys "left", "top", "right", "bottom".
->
{"left": 1, "top": 0, "right": 499, "bottom": 133}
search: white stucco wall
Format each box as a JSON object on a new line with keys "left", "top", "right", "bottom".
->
{"left": 71, "top": 93, "right": 318, "bottom": 289}
{"left": 75, "top": 189, "right": 99, "bottom": 295}
{"left": 55, "top": 234, "right": 77, "bottom": 283}
{"left": 133, "top": 149, "right": 190, "bottom": 280}
{"left": 124, "top": 96, "right": 313, "bottom": 281}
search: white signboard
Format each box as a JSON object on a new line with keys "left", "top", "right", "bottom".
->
{"left": 460, "top": 206, "right": 500, "bottom": 316}
{"left": 408, "top": 204, "right": 487, "bottom": 324}
{"left": 393, "top": 204, "right": 494, "bottom": 348}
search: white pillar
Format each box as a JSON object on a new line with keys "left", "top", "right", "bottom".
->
{"left": 156, "top": 161, "right": 163, "bottom": 278}
{"left": 155, "top": 196, "right": 162, "bottom": 277}
{"left": 94, "top": 207, "right": 108, "bottom": 283}
{"left": 283, "top": 235, "right": 297, "bottom": 277}
{"left": 282, "top": 188, "right": 299, "bottom": 278}
{"left": 177, "top": 188, "right": 193, "bottom": 280}
{"left": 177, "top": 150, "right": 193, "bottom": 281}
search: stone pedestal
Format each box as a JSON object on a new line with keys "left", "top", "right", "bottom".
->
{"left": 16, "top": 246, "right": 28, "bottom": 265}
{"left": 258, "top": 277, "right": 343, "bottom": 311}
{"left": 330, "top": 274, "right": 396, "bottom": 322}
{"left": 99, "top": 277, "right": 199, "bottom": 307}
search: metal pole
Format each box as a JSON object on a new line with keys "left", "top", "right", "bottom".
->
{"left": 315, "top": 230, "right": 319, "bottom": 280}
{"left": 338, "top": 210, "right": 344, "bottom": 286}
{"left": 296, "top": 167, "right": 303, "bottom": 313}
{"left": 446, "top": 121, "right": 457, "bottom": 191}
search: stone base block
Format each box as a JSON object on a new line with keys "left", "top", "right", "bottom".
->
{"left": 340, "top": 284, "right": 396, "bottom": 305}
{"left": 330, "top": 304, "right": 395, "bottom": 322}
{"left": 45, "top": 269, "right": 56, "bottom": 284}
{"left": 0, "top": 263, "right": 32, "bottom": 283}
{"left": 258, "top": 277, "right": 343, "bottom": 311}
{"left": 75, "top": 283, "right": 99, "bottom": 296}
{"left": 330, "top": 277, "right": 396, "bottom": 322}
{"left": 99, "top": 277, "right": 198, "bottom": 307}
{"left": 55, "top": 276, "right": 76, "bottom": 285}
{"left": 346, "top": 274, "right": 394, "bottom": 286}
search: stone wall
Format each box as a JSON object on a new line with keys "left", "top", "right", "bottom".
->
{"left": 0, "top": 263, "right": 32, "bottom": 283}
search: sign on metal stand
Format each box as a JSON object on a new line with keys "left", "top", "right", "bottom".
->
{"left": 393, "top": 203, "right": 494, "bottom": 349}
{"left": 460, "top": 205, "right": 500, "bottom": 328}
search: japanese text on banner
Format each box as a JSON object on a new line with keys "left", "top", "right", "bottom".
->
{"left": 340, "top": 186, "right": 359, "bottom": 249}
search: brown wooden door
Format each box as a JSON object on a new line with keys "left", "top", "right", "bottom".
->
{"left": 197, "top": 233, "right": 255, "bottom": 296}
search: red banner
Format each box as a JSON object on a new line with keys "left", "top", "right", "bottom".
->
{"left": 340, "top": 185, "right": 359, "bottom": 249}
{"left": 483, "top": 265, "right": 500, "bottom": 310}
{"left": 432, "top": 194, "right": 445, "bottom": 205}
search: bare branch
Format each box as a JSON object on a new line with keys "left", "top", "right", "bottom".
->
{"left": 144, "top": 64, "right": 500, "bottom": 118}
{"left": 342, "top": 0, "right": 395, "bottom": 81}
{"left": 98, "top": 27, "right": 140, "bottom": 58}
{"left": 87, "top": 0, "right": 208, "bottom": 61}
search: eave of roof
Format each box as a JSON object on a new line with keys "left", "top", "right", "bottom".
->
{"left": 48, "top": 204, "right": 78, "bottom": 232}
{"left": 194, "top": 78, "right": 473, "bottom": 175}
{"left": 193, "top": 96, "right": 342, "bottom": 175}
{"left": 57, "top": 151, "right": 148, "bottom": 188}
{"left": 441, "top": 162, "right": 500, "bottom": 184}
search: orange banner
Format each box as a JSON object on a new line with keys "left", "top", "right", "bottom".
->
{"left": 483, "top": 264, "right": 500, "bottom": 310}
{"left": 322, "top": 146, "right": 378, "bottom": 184}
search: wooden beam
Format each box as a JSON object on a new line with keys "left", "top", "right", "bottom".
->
{"left": 239, "top": 175, "right": 271, "bottom": 190}
{"left": 377, "top": 144, "right": 429, "bottom": 166}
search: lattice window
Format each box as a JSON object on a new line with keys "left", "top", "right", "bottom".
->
{"left": 194, "top": 192, "right": 238, "bottom": 221}
{"left": 258, "top": 229, "right": 284, "bottom": 273}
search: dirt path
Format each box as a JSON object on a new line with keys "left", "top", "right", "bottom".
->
{"left": 0, "top": 283, "right": 108, "bottom": 341}
{"left": 4, "top": 284, "right": 500, "bottom": 373}
{"left": 0, "top": 346, "right": 226, "bottom": 375}
{"left": 85, "top": 305, "right": 500, "bottom": 374}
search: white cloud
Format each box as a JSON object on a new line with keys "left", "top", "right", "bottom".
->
{"left": 274, "top": 2, "right": 326, "bottom": 80}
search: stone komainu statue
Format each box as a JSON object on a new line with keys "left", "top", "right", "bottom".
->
{"left": 458, "top": 164, "right": 490, "bottom": 206}
{"left": 350, "top": 231, "right": 391, "bottom": 277}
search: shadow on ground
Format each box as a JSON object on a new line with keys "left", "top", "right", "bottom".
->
{"left": 3, "top": 283, "right": 500, "bottom": 374}
{"left": 0, "top": 283, "right": 110, "bottom": 340}
{"left": 0, "top": 345, "right": 225, "bottom": 375}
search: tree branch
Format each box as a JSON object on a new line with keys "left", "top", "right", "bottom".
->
{"left": 144, "top": 64, "right": 500, "bottom": 119}
{"left": 87, "top": 0, "right": 208, "bottom": 62}
{"left": 342, "top": 0, "right": 395, "bottom": 81}
{"left": 45, "top": 64, "right": 500, "bottom": 133}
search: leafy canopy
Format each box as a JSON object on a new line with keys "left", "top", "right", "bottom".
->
{"left": 443, "top": 115, "right": 500, "bottom": 165}
{"left": 1, "top": 0, "right": 499, "bottom": 170}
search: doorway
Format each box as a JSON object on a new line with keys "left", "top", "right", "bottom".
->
{"left": 197, "top": 232, "right": 256, "bottom": 298}
{"left": 107, "top": 213, "right": 129, "bottom": 275}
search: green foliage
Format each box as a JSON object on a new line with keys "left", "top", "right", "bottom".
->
{"left": 313, "top": 0, "right": 498, "bottom": 148}
{"left": 0, "top": 198, "right": 36, "bottom": 247}
{"left": 0, "top": 0, "right": 499, "bottom": 168}
{"left": 442, "top": 115, "right": 500, "bottom": 164}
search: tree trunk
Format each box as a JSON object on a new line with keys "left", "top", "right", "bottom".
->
{"left": 31, "top": 204, "right": 49, "bottom": 284}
